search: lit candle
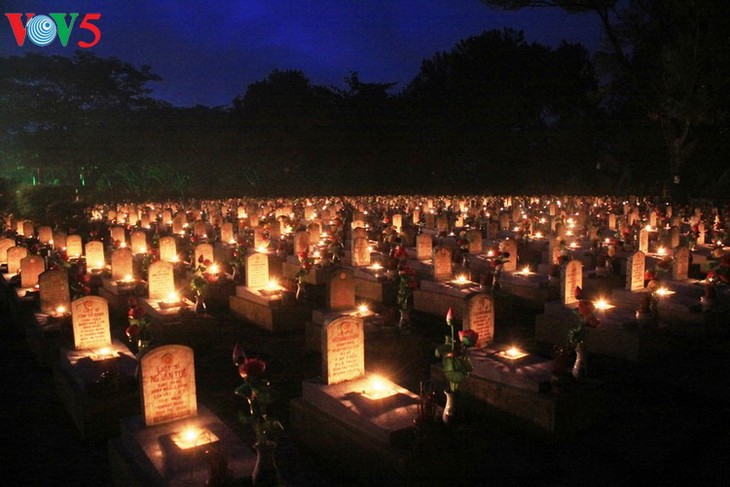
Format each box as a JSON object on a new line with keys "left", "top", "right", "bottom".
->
{"left": 208, "top": 263, "right": 220, "bottom": 274}
{"left": 594, "top": 298, "right": 613, "bottom": 311}
{"left": 519, "top": 266, "right": 531, "bottom": 276}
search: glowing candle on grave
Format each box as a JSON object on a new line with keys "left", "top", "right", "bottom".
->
{"left": 208, "top": 263, "right": 220, "bottom": 275}
{"left": 594, "top": 298, "right": 613, "bottom": 311}
{"left": 656, "top": 246, "right": 667, "bottom": 256}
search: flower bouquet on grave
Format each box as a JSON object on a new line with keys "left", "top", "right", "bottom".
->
{"left": 486, "top": 249, "right": 510, "bottom": 289}
{"left": 434, "top": 308, "right": 478, "bottom": 422}
{"left": 232, "top": 344, "right": 284, "bottom": 485}
{"left": 229, "top": 239, "right": 249, "bottom": 283}
{"left": 293, "top": 249, "right": 314, "bottom": 300}
{"left": 69, "top": 263, "right": 92, "bottom": 299}
{"left": 125, "top": 296, "right": 152, "bottom": 355}
{"left": 568, "top": 287, "right": 600, "bottom": 379}
{"left": 396, "top": 266, "right": 417, "bottom": 332}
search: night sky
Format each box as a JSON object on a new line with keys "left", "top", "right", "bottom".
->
{"left": 1, "top": 1, "right": 601, "bottom": 107}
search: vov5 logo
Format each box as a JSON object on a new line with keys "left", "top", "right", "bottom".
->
{"left": 5, "top": 12, "right": 101, "bottom": 48}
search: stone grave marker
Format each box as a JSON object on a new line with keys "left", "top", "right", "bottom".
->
{"left": 415, "top": 233, "right": 432, "bottom": 261}
{"left": 295, "top": 230, "right": 310, "bottom": 255}
{"left": 463, "top": 293, "right": 494, "bottom": 348}
{"left": 85, "top": 241, "right": 105, "bottom": 270}
{"left": 38, "top": 226, "right": 53, "bottom": 244}
{"left": 20, "top": 255, "right": 45, "bottom": 288}
{"left": 436, "top": 216, "right": 448, "bottom": 233}
{"left": 193, "top": 221, "right": 207, "bottom": 238}
{"left": 53, "top": 231, "right": 67, "bottom": 251}
{"left": 672, "top": 247, "right": 689, "bottom": 281}
{"left": 194, "top": 243, "right": 214, "bottom": 266}
{"left": 467, "top": 229, "right": 482, "bottom": 254}
{"left": 0, "top": 237, "right": 14, "bottom": 263}
{"left": 131, "top": 231, "right": 148, "bottom": 254}
{"left": 327, "top": 268, "right": 355, "bottom": 310}
{"left": 308, "top": 222, "right": 321, "bottom": 245}
{"left": 7, "top": 246, "right": 28, "bottom": 274}
{"left": 626, "top": 251, "right": 645, "bottom": 291}
{"left": 148, "top": 260, "right": 175, "bottom": 301}
{"left": 111, "top": 247, "right": 134, "bottom": 281}
{"left": 322, "top": 315, "right": 365, "bottom": 385}
{"left": 66, "top": 234, "right": 83, "bottom": 258}
{"left": 110, "top": 226, "right": 126, "bottom": 247}
{"left": 638, "top": 228, "right": 649, "bottom": 253}
{"left": 22, "top": 221, "right": 34, "bottom": 238}
{"left": 432, "top": 246, "right": 453, "bottom": 281}
{"left": 162, "top": 209, "right": 173, "bottom": 224}
{"left": 392, "top": 214, "right": 402, "bottom": 232}
{"left": 608, "top": 214, "right": 616, "bottom": 230}
{"left": 172, "top": 213, "right": 186, "bottom": 234}
{"left": 71, "top": 296, "right": 112, "bottom": 350}
{"left": 561, "top": 260, "right": 583, "bottom": 306}
{"left": 245, "top": 252, "right": 269, "bottom": 290}
{"left": 351, "top": 236, "right": 370, "bottom": 267}
{"left": 221, "top": 222, "right": 234, "bottom": 243}
{"left": 159, "top": 236, "right": 177, "bottom": 263}
{"left": 499, "top": 213, "right": 510, "bottom": 230}
{"left": 499, "top": 239, "right": 518, "bottom": 273}
{"left": 140, "top": 344, "right": 197, "bottom": 426}
{"left": 39, "top": 268, "right": 70, "bottom": 315}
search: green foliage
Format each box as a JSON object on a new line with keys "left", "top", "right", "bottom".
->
{"left": 15, "top": 184, "right": 85, "bottom": 226}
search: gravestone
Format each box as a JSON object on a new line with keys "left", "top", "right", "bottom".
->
{"left": 221, "top": 222, "right": 234, "bottom": 243}
{"left": 432, "top": 246, "right": 453, "bottom": 281}
{"left": 85, "top": 241, "right": 105, "bottom": 269}
{"left": 308, "top": 222, "right": 321, "bottom": 245}
{"left": 159, "top": 236, "right": 177, "bottom": 263}
{"left": 53, "top": 231, "right": 67, "bottom": 251}
{"left": 140, "top": 344, "right": 197, "bottom": 426}
{"left": 436, "top": 216, "right": 448, "bottom": 233}
{"left": 607, "top": 214, "right": 616, "bottom": 230}
{"left": 463, "top": 293, "right": 494, "bottom": 348}
{"left": 39, "top": 268, "right": 70, "bottom": 314}
{"left": 327, "top": 268, "right": 355, "bottom": 310}
{"left": 499, "top": 213, "right": 510, "bottom": 230}
{"left": 626, "top": 251, "right": 645, "bottom": 291}
{"left": 7, "top": 246, "right": 28, "bottom": 274}
{"left": 172, "top": 213, "right": 186, "bottom": 234}
{"left": 162, "top": 209, "right": 173, "bottom": 224}
{"left": 194, "top": 243, "right": 214, "bottom": 266}
{"left": 561, "top": 260, "right": 583, "bottom": 306}
{"left": 110, "top": 226, "right": 126, "bottom": 247}
{"left": 253, "top": 227, "right": 267, "bottom": 249}
{"left": 38, "top": 226, "right": 53, "bottom": 244}
{"left": 467, "top": 229, "right": 482, "bottom": 254}
{"left": 0, "top": 238, "right": 14, "bottom": 263}
{"left": 638, "top": 228, "right": 649, "bottom": 253}
{"left": 193, "top": 221, "right": 207, "bottom": 238}
{"left": 322, "top": 315, "right": 365, "bottom": 385}
{"left": 66, "top": 235, "right": 83, "bottom": 258}
{"left": 295, "top": 230, "right": 310, "bottom": 255}
{"left": 245, "top": 252, "right": 269, "bottom": 290}
{"left": 351, "top": 236, "right": 370, "bottom": 267}
{"left": 672, "top": 247, "right": 689, "bottom": 281}
{"left": 392, "top": 214, "right": 402, "bottom": 232}
{"left": 111, "top": 248, "right": 134, "bottom": 281}
{"left": 23, "top": 221, "right": 34, "bottom": 238}
{"left": 416, "top": 233, "right": 432, "bottom": 261}
{"left": 147, "top": 260, "right": 175, "bottom": 301}
{"left": 499, "top": 239, "right": 518, "bottom": 273}
{"left": 71, "top": 296, "right": 112, "bottom": 350}
{"left": 20, "top": 255, "right": 45, "bottom": 288}
{"left": 131, "top": 231, "right": 148, "bottom": 254}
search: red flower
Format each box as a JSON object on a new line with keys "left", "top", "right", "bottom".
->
{"left": 446, "top": 307, "right": 453, "bottom": 324}
{"left": 128, "top": 295, "right": 138, "bottom": 308}
{"left": 459, "top": 329, "right": 479, "bottom": 347}
{"left": 578, "top": 299, "right": 595, "bottom": 317}
{"left": 238, "top": 358, "right": 266, "bottom": 378}
{"left": 128, "top": 306, "right": 146, "bottom": 319}
{"left": 574, "top": 286, "right": 585, "bottom": 300}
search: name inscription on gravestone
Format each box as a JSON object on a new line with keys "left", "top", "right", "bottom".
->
{"left": 322, "top": 316, "right": 364, "bottom": 385}
{"left": 72, "top": 296, "right": 111, "bottom": 350}
{"left": 141, "top": 345, "right": 197, "bottom": 426}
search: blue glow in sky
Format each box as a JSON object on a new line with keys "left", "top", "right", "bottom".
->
{"left": 1, "top": 1, "right": 602, "bottom": 107}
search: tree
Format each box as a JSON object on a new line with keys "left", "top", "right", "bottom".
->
{"left": 480, "top": 0, "right": 730, "bottom": 197}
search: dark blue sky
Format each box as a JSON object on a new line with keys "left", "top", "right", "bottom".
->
{"left": 2, "top": 1, "right": 602, "bottom": 107}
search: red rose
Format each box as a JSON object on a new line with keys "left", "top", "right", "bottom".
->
{"left": 129, "top": 306, "right": 146, "bottom": 319}
{"left": 578, "top": 299, "right": 595, "bottom": 317}
{"left": 238, "top": 358, "right": 266, "bottom": 378}
{"left": 232, "top": 343, "right": 245, "bottom": 366}
{"left": 459, "top": 329, "right": 479, "bottom": 347}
